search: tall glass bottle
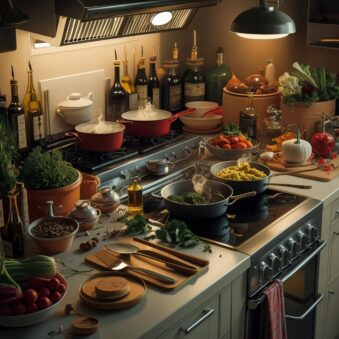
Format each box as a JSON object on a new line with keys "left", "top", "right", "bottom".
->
{"left": 107, "top": 50, "right": 128, "bottom": 121}
{"left": 7, "top": 66, "right": 27, "bottom": 153}
{"left": 184, "top": 30, "right": 205, "bottom": 104}
{"left": 161, "top": 42, "right": 182, "bottom": 113}
{"left": 121, "top": 46, "right": 138, "bottom": 111}
{"left": 127, "top": 177, "right": 143, "bottom": 216}
{"left": 239, "top": 92, "right": 257, "bottom": 139}
{"left": 148, "top": 48, "right": 160, "bottom": 109}
{"left": 135, "top": 46, "right": 148, "bottom": 109}
{"left": 23, "top": 62, "right": 45, "bottom": 148}
{"left": 205, "top": 47, "right": 232, "bottom": 105}
{"left": 0, "top": 93, "right": 9, "bottom": 126}
{"left": 1, "top": 191, "right": 24, "bottom": 258}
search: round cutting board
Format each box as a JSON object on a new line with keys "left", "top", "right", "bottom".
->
{"left": 80, "top": 272, "right": 146, "bottom": 310}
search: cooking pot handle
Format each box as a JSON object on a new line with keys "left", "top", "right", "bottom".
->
{"left": 65, "top": 131, "right": 85, "bottom": 143}
{"left": 116, "top": 119, "right": 134, "bottom": 125}
{"left": 170, "top": 108, "right": 196, "bottom": 123}
{"left": 56, "top": 108, "right": 65, "bottom": 119}
{"left": 201, "top": 106, "right": 223, "bottom": 117}
{"left": 228, "top": 191, "right": 256, "bottom": 205}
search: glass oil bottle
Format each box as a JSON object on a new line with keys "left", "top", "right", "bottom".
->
{"left": 128, "top": 177, "right": 143, "bottom": 216}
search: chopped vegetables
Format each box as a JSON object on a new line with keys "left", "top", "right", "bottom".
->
{"left": 168, "top": 192, "right": 207, "bottom": 205}
{"left": 210, "top": 133, "right": 253, "bottom": 150}
{"left": 124, "top": 214, "right": 152, "bottom": 235}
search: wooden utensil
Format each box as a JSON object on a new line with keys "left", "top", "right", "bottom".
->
{"left": 95, "top": 250, "right": 176, "bottom": 284}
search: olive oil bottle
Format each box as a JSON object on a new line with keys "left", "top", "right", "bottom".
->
{"left": 127, "top": 177, "right": 143, "bottom": 216}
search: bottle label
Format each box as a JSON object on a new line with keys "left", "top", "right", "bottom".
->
{"left": 169, "top": 85, "right": 182, "bottom": 112}
{"left": 0, "top": 199, "right": 4, "bottom": 228}
{"left": 17, "top": 114, "right": 27, "bottom": 149}
{"left": 129, "top": 93, "right": 138, "bottom": 111}
{"left": 2, "top": 240, "right": 13, "bottom": 258}
{"left": 184, "top": 82, "right": 205, "bottom": 103}
{"left": 33, "top": 114, "right": 45, "bottom": 141}
{"left": 152, "top": 88, "right": 160, "bottom": 109}
{"left": 136, "top": 85, "right": 148, "bottom": 108}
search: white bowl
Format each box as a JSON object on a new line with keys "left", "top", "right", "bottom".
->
{"left": 0, "top": 273, "right": 67, "bottom": 327}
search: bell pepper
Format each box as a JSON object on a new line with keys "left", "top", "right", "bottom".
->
{"left": 310, "top": 132, "right": 335, "bottom": 156}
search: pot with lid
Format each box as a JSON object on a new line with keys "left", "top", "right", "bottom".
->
{"left": 57, "top": 92, "right": 94, "bottom": 125}
{"left": 90, "top": 187, "right": 121, "bottom": 213}
{"left": 69, "top": 200, "right": 101, "bottom": 231}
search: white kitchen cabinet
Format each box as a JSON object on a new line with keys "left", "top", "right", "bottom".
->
{"left": 325, "top": 277, "right": 339, "bottom": 339}
{"left": 329, "top": 219, "right": 339, "bottom": 281}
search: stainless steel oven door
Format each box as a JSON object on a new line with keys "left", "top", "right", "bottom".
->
{"left": 246, "top": 240, "right": 326, "bottom": 339}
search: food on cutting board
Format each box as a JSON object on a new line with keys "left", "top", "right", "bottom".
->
{"left": 168, "top": 192, "right": 207, "bottom": 205}
{"left": 282, "top": 130, "right": 312, "bottom": 164}
{"left": 265, "top": 131, "right": 296, "bottom": 152}
{"left": 216, "top": 162, "right": 267, "bottom": 181}
{"left": 209, "top": 124, "right": 254, "bottom": 150}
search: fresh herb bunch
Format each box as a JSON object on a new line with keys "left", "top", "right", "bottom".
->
{"left": 279, "top": 62, "right": 339, "bottom": 107}
{"left": 124, "top": 214, "right": 152, "bottom": 235}
{"left": 222, "top": 123, "right": 242, "bottom": 136}
{"left": 20, "top": 147, "right": 78, "bottom": 190}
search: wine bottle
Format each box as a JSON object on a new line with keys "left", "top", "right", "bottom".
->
{"left": 148, "top": 47, "right": 160, "bottom": 109}
{"left": 0, "top": 92, "right": 9, "bottom": 126}
{"left": 239, "top": 92, "right": 257, "bottom": 139}
{"left": 184, "top": 30, "right": 205, "bottom": 104}
{"left": 1, "top": 190, "right": 25, "bottom": 258}
{"left": 7, "top": 66, "right": 28, "bottom": 152}
{"left": 205, "top": 47, "right": 232, "bottom": 105}
{"left": 107, "top": 50, "right": 128, "bottom": 121}
{"left": 23, "top": 61, "right": 45, "bottom": 148}
{"left": 161, "top": 42, "right": 182, "bottom": 113}
{"left": 135, "top": 46, "right": 148, "bottom": 109}
{"left": 121, "top": 46, "right": 138, "bottom": 111}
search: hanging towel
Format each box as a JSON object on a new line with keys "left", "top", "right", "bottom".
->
{"left": 263, "top": 279, "right": 287, "bottom": 339}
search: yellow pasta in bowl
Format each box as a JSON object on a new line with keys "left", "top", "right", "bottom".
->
{"left": 216, "top": 162, "right": 266, "bottom": 181}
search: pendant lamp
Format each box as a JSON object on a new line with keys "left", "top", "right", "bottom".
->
{"left": 230, "top": 0, "right": 296, "bottom": 39}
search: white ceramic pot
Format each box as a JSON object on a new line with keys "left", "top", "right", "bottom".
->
{"left": 57, "top": 92, "right": 94, "bottom": 125}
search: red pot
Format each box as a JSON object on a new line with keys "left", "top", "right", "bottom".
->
{"left": 65, "top": 121, "right": 125, "bottom": 152}
{"left": 120, "top": 109, "right": 194, "bottom": 137}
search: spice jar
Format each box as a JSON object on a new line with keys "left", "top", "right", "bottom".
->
{"left": 69, "top": 200, "right": 101, "bottom": 231}
{"left": 127, "top": 177, "right": 143, "bottom": 216}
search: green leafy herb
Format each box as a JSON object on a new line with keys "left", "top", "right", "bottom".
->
{"left": 124, "top": 214, "right": 152, "bottom": 235}
{"left": 168, "top": 192, "right": 207, "bottom": 205}
{"left": 222, "top": 123, "right": 242, "bottom": 136}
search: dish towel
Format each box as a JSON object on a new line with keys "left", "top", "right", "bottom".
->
{"left": 263, "top": 279, "right": 287, "bottom": 339}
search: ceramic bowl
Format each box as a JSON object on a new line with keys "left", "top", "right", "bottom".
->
{"left": 0, "top": 273, "right": 67, "bottom": 327}
{"left": 28, "top": 216, "right": 79, "bottom": 254}
{"left": 206, "top": 138, "right": 260, "bottom": 160}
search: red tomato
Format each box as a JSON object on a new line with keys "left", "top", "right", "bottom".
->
{"left": 311, "top": 132, "right": 335, "bottom": 156}
{"left": 57, "top": 283, "right": 66, "bottom": 295}
{"left": 47, "top": 278, "right": 61, "bottom": 291}
{"left": 222, "top": 143, "right": 232, "bottom": 149}
{"left": 38, "top": 287, "right": 50, "bottom": 298}
{"left": 235, "top": 142, "right": 248, "bottom": 149}
{"left": 230, "top": 136, "right": 239, "bottom": 144}
{"left": 23, "top": 289, "right": 38, "bottom": 304}
{"left": 331, "top": 152, "right": 337, "bottom": 160}
{"left": 50, "top": 291, "right": 62, "bottom": 303}
{"left": 37, "top": 297, "right": 53, "bottom": 310}
{"left": 324, "top": 164, "right": 333, "bottom": 172}
{"left": 317, "top": 157, "right": 326, "bottom": 165}
{"left": 12, "top": 303, "right": 27, "bottom": 315}
{"left": 26, "top": 303, "right": 39, "bottom": 313}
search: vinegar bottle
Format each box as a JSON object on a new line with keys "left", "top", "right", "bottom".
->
{"left": 128, "top": 177, "right": 143, "bottom": 216}
{"left": 1, "top": 191, "right": 25, "bottom": 258}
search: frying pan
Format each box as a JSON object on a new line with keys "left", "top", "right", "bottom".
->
{"left": 210, "top": 161, "right": 312, "bottom": 195}
{"left": 155, "top": 179, "right": 256, "bottom": 220}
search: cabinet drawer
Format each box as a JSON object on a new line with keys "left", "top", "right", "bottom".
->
{"left": 326, "top": 277, "right": 339, "bottom": 339}
{"left": 331, "top": 199, "right": 339, "bottom": 224}
{"left": 158, "top": 295, "right": 219, "bottom": 339}
{"left": 219, "top": 283, "right": 231, "bottom": 337}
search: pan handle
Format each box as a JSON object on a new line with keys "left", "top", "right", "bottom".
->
{"left": 170, "top": 108, "right": 196, "bottom": 123}
{"left": 228, "top": 191, "right": 256, "bottom": 205}
{"left": 65, "top": 131, "right": 84, "bottom": 143}
{"left": 151, "top": 192, "right": 162, "bottom": 199}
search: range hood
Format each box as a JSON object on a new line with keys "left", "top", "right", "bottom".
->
{"left": 13, "top": 0, "right": 220, "bottom": 46}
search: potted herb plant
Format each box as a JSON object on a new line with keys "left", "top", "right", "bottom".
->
{"left": 279, "top": 62, "right": 339, "bottom": 140}
{"left": 20, "top": 147, "right": 82, "bottom": 221}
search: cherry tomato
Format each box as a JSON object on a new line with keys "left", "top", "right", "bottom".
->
{"left": 324, "top": 164, "right": 332, "bottom": 172}
{"left": 50, "top": 291, "right": 62, "bottom": 303}
{"left": 37, "top": 297, "right": 53, "bottom": 310}
{"left": 27, "top": 303, "right": 39, "bottom": 313}
{"left": 222, "top": 143, "right": 232, "bottom": 149}
{"left": 331, "top": 152, "right": 337, "bottom": 160}
{"left": 317, "top": 157, "right": 326, "bottom": 165}
{"left": 47, "top": 277, "right": 61, "bottom": 291}
{"left": 230, "top": 136, "right": 239, "bottom": 144}
{"left": 23, "top": 289, "right": 38, "bottom": 304}
{"left": 38, "top": 287, "right": 50, "bottom": 298}
{"left": 235, "top": 142, "right": 248, "bottom": 149}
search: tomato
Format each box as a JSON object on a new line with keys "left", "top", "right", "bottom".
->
{"left": 38, "top": 287, "right": 50, "bottom": 298}
{"left": 222, "top": 143, "right": 232, "bottom": 149}
{"left": 47, "top": 277, "right": 61, "bottom": 291}
{"left": 57, "top": 283, "right": 66, "bottom": 295}
{"left": 331, "top": 152, "right": 337, "bottom": 160}
{"left": 12, "top": 303, "right": 27, "bottom": 315}
{"left": 235, "top": 142, "right": 248, "bottom": 149}
{"left": 317, "top": 157, "right": 326, "bottom": 165}
{"left": 23, "top": 289, "right": 38, "bottom": 304}
{"left": 50, "top": 291, "right": 62, "bottom": 303}
{"left": 311, "top": 132, "right": 335, "bottom": 156}
{"left": 230, "top": 136, "right": 239, "bottom": 144}
{"left": 27, "top": 303, "right": 39, "bottom": 313}
{"left": 37, "top": 297, "right": 53, "bottom": 310}
{"left": 324, "top": 164, "right": 332, "bottom": 172}
{"left": 244, "top": 140, "right": 253, "bottom": 147}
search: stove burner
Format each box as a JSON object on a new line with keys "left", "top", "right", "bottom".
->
{"left": 62, "top": 145, "right": 138, "bottom": 172}
{"left": 270, "top": 192, "right": 297, "bottom": 204}
{"left": 124, "top": 130, "right": 185, "bottom": 154}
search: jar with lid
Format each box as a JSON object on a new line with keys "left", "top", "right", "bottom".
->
{"left": 261, "top": 106, "right": 283, "bottom": 149}
{"left": 239, "top": 92, "right": 257, "bottom": 139}
{"left": 128, "top": 177, "right": 143, "bottom": 216}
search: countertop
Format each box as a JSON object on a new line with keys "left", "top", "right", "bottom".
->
{"left": 0, "top": 222, "right": 250, "bottom": 339}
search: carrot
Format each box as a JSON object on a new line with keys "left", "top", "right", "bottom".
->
{"left": 244, "top": 140, "right": 253, "bottom": 147}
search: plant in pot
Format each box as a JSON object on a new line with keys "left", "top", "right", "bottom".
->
{"left": 20, "top": 147, "right": 82, "bottom": 222}
{"left": 279, "top": 62, "right": 339, "bottom": 140}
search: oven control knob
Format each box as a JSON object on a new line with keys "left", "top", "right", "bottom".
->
{"left": 306, "top": 224, "right": 318, "bottom": 243}
{"left": 288, "top": 238, "right": 299, "bottom": 260}
{"left": 259, "top": 261, "right": 272, "bottom": 285}
{"left": 268, "top": 253, "right": 281, "bottom": 276}
{"left": 297, "top": 230, "right": 307, "bottom": 251}
{"left": 279, "top": 245, "right": 290, "bottom": 268}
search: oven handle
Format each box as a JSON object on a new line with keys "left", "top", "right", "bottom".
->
{"left": 285, "top": 293, "right": 323, "bottom": 320}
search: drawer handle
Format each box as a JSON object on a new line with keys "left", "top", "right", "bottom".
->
{"left": 333, "top": 232, "right": 339, "bottom": 236}
{"left": 180, "top": 308, "right": 215, "bottom": 334}
{"left": 336, "top": 210, "right": 339, "bottom": 216}
{"left": 329, "top": 290, "right": 335, "bottom": 295}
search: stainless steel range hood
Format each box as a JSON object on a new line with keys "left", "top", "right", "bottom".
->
{"left": 14, "top": 0, "right": 220, "bottom": 46}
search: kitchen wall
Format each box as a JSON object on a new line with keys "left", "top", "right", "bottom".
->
{"left": 0, "top": 0, "right": 338, "bottom": 101}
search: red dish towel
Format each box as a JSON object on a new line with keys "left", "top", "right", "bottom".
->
{"left": 263, "top": 279, "right": 287, "bottom": 339}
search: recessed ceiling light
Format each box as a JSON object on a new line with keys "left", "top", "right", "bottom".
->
{"left": 151, "top": 11, "right": 173, "bottom": 26}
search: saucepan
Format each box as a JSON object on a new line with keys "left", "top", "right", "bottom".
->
{"left": 153, "top": 179, "right": 256, "bottom": 220}
{"left": 210, "top": 161, "right": 312, "bottom": 195}
{"left": 146, "top": 159, "right": 175, "bottom": 176}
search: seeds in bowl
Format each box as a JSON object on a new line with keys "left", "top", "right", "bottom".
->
{"left": 217, "top": 162, "right": 266, "bottom": 181}
{"left": 32, "top": 220, "right": 76, "bottom": 238}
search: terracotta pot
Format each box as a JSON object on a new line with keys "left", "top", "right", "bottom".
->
{"left": 27, "top": 171, "right": 82, "bottom": 222}
{"left": 281, "top": 99, "right": 336, "bottom": 141}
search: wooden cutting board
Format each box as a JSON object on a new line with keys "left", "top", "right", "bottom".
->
{"left": 267, "top": 156, "right": 339, "bottom": 182}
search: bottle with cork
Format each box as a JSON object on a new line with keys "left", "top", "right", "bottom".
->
{"left": 239, "top": 92, "right": 257, "bottom": 139}
{"left": 183, "top": 29, "right": 205, "bottom": 104}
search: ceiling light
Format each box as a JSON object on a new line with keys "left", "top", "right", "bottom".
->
{"left": 151, "top": 11, "right": 173, "bottom": 26}
{"left": 230, "top": 0, "right": 296, "bottom": 39}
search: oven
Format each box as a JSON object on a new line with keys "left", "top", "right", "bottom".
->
{"left": 245, "top": 201, "right": 325, "bottom": 339}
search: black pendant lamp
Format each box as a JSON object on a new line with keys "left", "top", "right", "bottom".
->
{"left": 230, "top": 0, "right": 296, "bottom": 39}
